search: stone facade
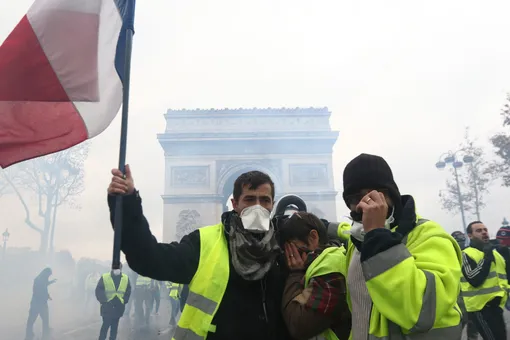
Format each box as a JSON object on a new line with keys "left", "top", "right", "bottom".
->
{"left": 158, "top": 107, "right": 339, "bottom": 242}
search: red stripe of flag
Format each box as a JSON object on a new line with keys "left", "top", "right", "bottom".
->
{"left": 0, "top": 15, "right": 89, "bottom": 167}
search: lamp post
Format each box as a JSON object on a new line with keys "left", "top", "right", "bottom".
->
{"left": 2, "top": 228, "right": 10, "bottom": 260}
{"left": 436, "top": 151, "right": 474, "bottom": 247}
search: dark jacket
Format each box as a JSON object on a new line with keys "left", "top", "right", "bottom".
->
{"left": 31, "top": 268, "right": 55, "bottom": 306}
{"left": 95, "top": 272, "right": 132, "bottom": 318}
{"left": 180, "top": 284, "right": 189, "bottom": 311}
{"left": 282, "top": 247, "right": 351, "bottom": 340}
{"left": 108, "top": 191, "right": 291, "bottom": 340}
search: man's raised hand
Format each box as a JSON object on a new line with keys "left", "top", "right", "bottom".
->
{"left": 108, "top": 164, "right": 135, "bottom": 195}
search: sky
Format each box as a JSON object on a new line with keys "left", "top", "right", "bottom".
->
{"left": 2, "top": 0, "right": 510, "bottom": 261}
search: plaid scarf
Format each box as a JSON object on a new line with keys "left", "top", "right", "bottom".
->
{"left": 226, "top": 212, "right": 281, "bottom": 281}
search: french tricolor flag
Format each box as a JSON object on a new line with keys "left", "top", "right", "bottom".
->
{"left": 0, "top": 0, "right": 135, "bottom": 168}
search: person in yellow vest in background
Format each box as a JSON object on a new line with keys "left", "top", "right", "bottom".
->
{"left": 134, "top": 274, "right": 152, "bottom": 328}
{"left": 280, "top": 212, "right": 351, "bottom": 340}
{"left": 95, "top": 263, "right": 131, "bottom": 340}
{"left": 107, "top": 168, "right": 292, "bottom": 340}
{"left": 341, "top": 154, "right": 463, "bottom": 340}
{"left": 451, "top": 231, "right": 479, "bottom": 340}
{"left": 323, "top": 215, "right": 353, "bottom": 245}
{"left": 166, "top": 282, "right": 183, "bottom": 328}
{"left": 461, "top": 221, "right": 509, "bottom": 340}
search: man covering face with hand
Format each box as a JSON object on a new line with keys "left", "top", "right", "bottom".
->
{"left": 341, "top": 153, "right": 463, "bottom": 340}
{"left": 107, "top": 168, "right": 291, "bottom": 340}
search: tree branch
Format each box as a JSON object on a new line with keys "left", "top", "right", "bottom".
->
{"left": 1, "top": 172, "right": 43, "bottom": 234}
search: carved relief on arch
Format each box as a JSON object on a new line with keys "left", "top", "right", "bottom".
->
{"left": 175, "top": 209, "right": 202, "bottom": 241}
{"left": 171, "top": 166, "right": 210, "bottom": 187}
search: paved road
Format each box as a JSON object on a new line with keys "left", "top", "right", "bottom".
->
{"left": 55, "top": 314, "right": 175, "bottom": 340}
{"left": 1, "top": 300, "right": 176, "bottom": 340}
{"left": 3, "top": 301, "right": 508, "bottom": 339}
{"left": 53, "top": 303, "right": 176, "bottom": 340}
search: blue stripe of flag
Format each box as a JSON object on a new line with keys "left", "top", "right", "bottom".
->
{"left": 113, "top": 0, "right": 136, "bottom": 84}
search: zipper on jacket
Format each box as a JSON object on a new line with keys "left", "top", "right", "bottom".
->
{"left": 261, "top": 278, "right": 269, "bottom": 324}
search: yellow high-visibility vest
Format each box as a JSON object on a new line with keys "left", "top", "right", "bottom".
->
{"left": 172, "top": 224, "right": 229, "bottom": 340}
{"left": 344, "top": 217, "right": 463, "bottom": 339}
{"left": 102, "top": 273, "right": 129, "bottom": 304}
{"left": 461, "top": 247, "right": 508, "bottom": 312}
{"left": 169, "top": 282, "right": 182, "bottom": 299}
{"left": 304, "top": 246, "right": 347, "bottom": 340}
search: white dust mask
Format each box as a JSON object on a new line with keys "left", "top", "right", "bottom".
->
{"left": 385, "top": 206, "right": 395, "bottom": 229}
{"left": 351, "top": 206, "right": 395, "bottom": 242}
{"left": 240, "top": 205, "right": 271, "bottom": 233}
{"left": 351, "top": 221, "right": 366, "bottom": 241}
{"left": 112, "top": 269, "right": 121, "bottom": 276}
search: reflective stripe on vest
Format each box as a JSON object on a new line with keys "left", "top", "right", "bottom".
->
{"left": 461, "top": 247, "right": 508, "bottom": 312}
{"left": 304, "top": 246, "right": 347, "bottom": 340}
{"left": 173, "top": 224, "right": 229, "bottom": 340}
{"left": 102, "top": 273, "right": 129, "bottom": 304}
{"left": 136, "top": 276, "right": 151, "bottom": 287}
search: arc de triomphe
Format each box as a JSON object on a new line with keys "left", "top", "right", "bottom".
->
{"left": 157, "top": 107, "right": 339, "bottom": 242}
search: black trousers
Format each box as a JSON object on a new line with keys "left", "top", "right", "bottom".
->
{"left": 470, "top": 303, "right": 507, "bottom": 340}
{"left": 98, "top": 317, "right": 120, "bottom": 340}
{"left": 465, "top": 312, "right": 479, "bottom": 340}
{"left": 152, "top": 290, "right": 161, "bottom": 313}
{"left": 134, "top": 288, "right": 153, "bottom": 326}
{"left": 25, "top": 302, "right": 49, "bottom": 340}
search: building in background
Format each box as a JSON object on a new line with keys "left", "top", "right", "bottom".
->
{"left": 158, "top": 107, "right": 339, "bottom": 242}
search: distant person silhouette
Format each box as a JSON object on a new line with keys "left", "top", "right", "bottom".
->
{"left": 25, "top": 267, "right": 56, "bottom": 340}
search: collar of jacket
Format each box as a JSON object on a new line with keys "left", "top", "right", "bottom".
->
{"left": 468, "top": 241, "right": 485, "bottom": 252}
{"left": 350, "top": 194, "right": 417, "bottom": 251}
{"left": 221, "top": 210, "right": 236, "bottom": 234}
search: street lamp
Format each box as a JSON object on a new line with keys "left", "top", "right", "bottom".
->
{"left": 436, "top": 151, "right": 475, "bottom": 247}
{"left": 2, "top": 228, "right": 10, "bottom": 260}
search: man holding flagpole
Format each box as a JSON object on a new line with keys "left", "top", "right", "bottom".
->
{"left": 108, "top": 166, "right": 292, "bottom": 340}
{"left": 1, "top": 0, "right": 137, "bottom": 335}
{"left": 0, "top": 0, "right": 136, "bottom": 278}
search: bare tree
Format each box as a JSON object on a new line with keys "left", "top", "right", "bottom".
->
{"left": 439, "top": 129, "right": 492, "bottom": 221}
{"left": 3, "top": 143, "right": 89, "bottom": 253}
{"left": 489, "top": 93, "right": 510, "bottom": 186}
{"left": 0, "top": 175, "right": 8, "bottom": 197}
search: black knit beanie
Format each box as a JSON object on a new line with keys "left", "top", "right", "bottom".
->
{"left": 342, "top": 154, "right": 402, "bottom": 220}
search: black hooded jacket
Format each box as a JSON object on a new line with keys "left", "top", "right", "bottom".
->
{"left": 349, "top": 195, "right": 417, "bottom": 261}
{"left": 31, "top": 268, "right": 54, "bottom": 305}
{"left": 107, "top": 191, "right": 291, "bottom": 340}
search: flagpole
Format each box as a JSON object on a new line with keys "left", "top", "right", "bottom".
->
{"left": 112, "top": 1, "right": 136, "bottom": 271}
